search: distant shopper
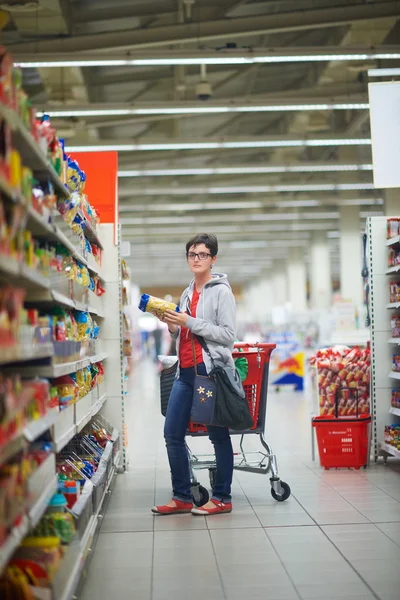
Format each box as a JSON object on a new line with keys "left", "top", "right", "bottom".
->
{"left": 152, "top": 323, "right": 163, "bottom": 361}
{"left": 152, "top": 233, "right": 236, "bottom": 516}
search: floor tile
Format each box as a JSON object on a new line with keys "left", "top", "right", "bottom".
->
{"left": 80, "top": 361, "right": 400, "bottom": 600}
{"left": 375, "top": 521, "right": 400, "bottom": 547}
{"left": 295, "top": 582, "right": 374, "bottom": 599}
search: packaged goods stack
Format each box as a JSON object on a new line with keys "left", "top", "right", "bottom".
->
{"left": 311, "top": 346, "right": 372, "bottom": 469}
{"left": 0, "top": 47, "right": 123, "bottom": 599}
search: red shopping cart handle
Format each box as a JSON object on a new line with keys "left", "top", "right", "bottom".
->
{"left": 234, "top": 342, "right": 276, "bottom": 350}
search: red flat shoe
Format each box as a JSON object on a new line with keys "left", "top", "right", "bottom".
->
{"left": 151, "top": 499, "right": 193, "bottom": 515}
{"left": 191, "top": 500, "right": 232, "bottom": 516}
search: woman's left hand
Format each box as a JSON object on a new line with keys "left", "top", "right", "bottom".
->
{"left": 164, "top": 310, "right": 189, "bottom": 327}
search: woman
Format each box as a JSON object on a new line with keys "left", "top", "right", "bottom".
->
{"left": 152, "top": 233, "right": 236, "bottom": 516}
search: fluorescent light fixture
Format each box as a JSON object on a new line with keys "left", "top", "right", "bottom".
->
{"left": 229, "top": 241, "right": 267, "bottom": 249}
{"left": 38, "top": 103, "right": 369, "bottom": 118}
{"left": 119, "top": 183, "right": 376, "bottom": 196}
{"left": 121, "top": 211, "right": 340, "bottom": 226}
{"left": 118, "top": 197, "right": 382, "bottom": 213}
{"left": 122, "top": 222, "right": 338, "bottom": 235}
{"left": 368, "top": 68, "right": 400, "bottom": 77}
{"left": 118, "top": 164, "right": 373, "bottom": 177}
{"left": 119, "top": 201, "right": 262, "bottom": 212}
{"left": 66, "top": 138, "right": 371, "bottom": 153}
{"left": 338, "top": 198, "right": 383, "bottom": 206}
{"left": 274, "top": 200, "right": 320, "bottom": 208}
{"left": 14, "top": 49, "right": 400, "bottom": 69}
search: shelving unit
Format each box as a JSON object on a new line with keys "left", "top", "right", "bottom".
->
{"left": 0, "top": 92, "right": 123, "bottom": 597}
{"left": 367, "top": 216, "right": 400, "bottom": 461}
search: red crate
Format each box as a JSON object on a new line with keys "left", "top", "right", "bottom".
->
{"left": 312, "top": 415, "right": 371, "bottom": 469}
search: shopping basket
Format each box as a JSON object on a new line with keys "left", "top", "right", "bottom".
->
{"left": 159, "top": 342, "right": 291, "bottom": 505}
{"left": 312, "top": 415, "right": 371, "bottom": 469}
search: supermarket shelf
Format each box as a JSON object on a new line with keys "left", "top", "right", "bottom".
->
{"left": 0, "top": 103, "right": 68, "bottom": 198}
{"left": 0, "top": 343, "right": 53, "bottom": 366}
{"left": 90, "top": 352, "right": 108, "bottom": 364}
{"left": 0, "top": 254, "right": 52, "bottom": 291}
{"left": 80, "top": 213, "right": 103, "bottom": 250}
{"left": 389, "top": 407, "right": 400, "bottom": 417}
{"left": 0, "top": 516, "right": 29, "bottom": 574}
{"left": 380, "top": 442, "right": 400, "bottom": 458}
{"left": 386, "top": 265, "right": 400, "bottom": 275}
{"left": 57, "top": 466, "right": 115, "bottom": 600}
{"left": 24, "top": 407, "right": 60, "bottom": 442}
{"left": 387, "top": 302, "right": 400, "bottom": 309}
{"left": 389, "top": 371, "right": 400, "bottom": 381}
{"left": 1, "top": 177, "right": 103, "bottom": 286}
{"left": 0, "top": 435, "right": 25, "bottom": 468}
{"left": 18, "top": 356, "right": 94, "bottom": 378}
{"left": 388, "top": 338, "right": 400, "bottom": 345}
{"left": 387, "top": 235, "right": 400, "bottom": 247}
{"left": 28, "top": 475, "right": 58, "bottom": 529}
{"left": 27, "top": 289, "right": 104, "bottom": 317}
{"left": 76, "top": 396, "right": 93, "bottom": 433}
{"left": 92, "top": 393, "right": 107, "bottom": 417}
{"left": 54, "top": 424, "right": 76, "bottom": 453}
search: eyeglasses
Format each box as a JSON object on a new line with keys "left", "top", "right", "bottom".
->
{"left": 187, "top": 252, "right": 212, "bottom": 261}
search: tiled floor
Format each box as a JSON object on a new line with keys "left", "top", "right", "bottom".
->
{"left": 80, "top": 360, "right": 400, "bottom": 600}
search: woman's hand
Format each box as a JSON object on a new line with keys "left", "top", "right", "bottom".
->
{"left": 164, "top": 310, "right": 189, "bottom": 327}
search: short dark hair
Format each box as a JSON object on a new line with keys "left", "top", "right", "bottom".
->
{"left": 186, "top": 233, "right": 218, "bottom": 257}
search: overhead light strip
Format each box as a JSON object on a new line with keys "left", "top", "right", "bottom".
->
{"left": 37, "top": 103, "right": 369, "bottom": 118}
{"left": 118, "top": 164, "right": 373, "bottom": 177}
{"left": 118, "top": 197, "right": 382, "bottom": 213}
{"left": 119, "top": 183, "right": 376, "bottom": 196}
{"left": 14, "top": 50, "right": 400, "bottom": 68}
{"left": 66, "top": 138, "right": 371, "bottom": 152}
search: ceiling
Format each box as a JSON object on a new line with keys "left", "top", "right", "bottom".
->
{"left": 2, "top": 0, "right": 400, "bottom": 287}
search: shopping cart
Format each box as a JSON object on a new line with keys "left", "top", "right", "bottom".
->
{"left": 161, "top": 342, "right": 291, "bottom": 506}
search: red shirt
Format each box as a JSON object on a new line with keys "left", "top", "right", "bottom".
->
{"left": 179, "top": 287, "right": 203, "bottom": 368}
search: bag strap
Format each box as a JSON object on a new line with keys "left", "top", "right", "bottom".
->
{"left": 190, "top": 334, "right": 198, "bottom": 376}
{"left": 194, "top": 333, "right": 216, "bottom": 368}
{"left": 187, "top": 294, "right": 215, "bottom": 369}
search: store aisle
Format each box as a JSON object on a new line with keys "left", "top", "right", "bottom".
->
{"left": 80, "top": 360, "right": 400, "bottom": 600}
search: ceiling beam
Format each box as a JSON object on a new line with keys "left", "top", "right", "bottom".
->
{"left": 8, "top": 2, "right": 400, "bottom": 53}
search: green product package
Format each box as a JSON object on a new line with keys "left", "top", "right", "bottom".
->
{"left": 234, "top": 341, "right": 248, "bottom": 382}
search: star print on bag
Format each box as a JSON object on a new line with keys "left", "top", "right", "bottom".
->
{"left": 197, "top": 386, "right": 205, "bottom": 394}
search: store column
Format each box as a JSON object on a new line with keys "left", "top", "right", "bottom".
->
{"left": 385, "top": 189, "right": 400, "bottom": 216}
{"left": 339, "top": 206, "right": 363, "bottom": 311}
{"left": 310, "top": 231, "right": 332, "bottom": 309}
{"left": 287, "top": 248, "right": 308, "bottom": 311}
{"left": 272, "top": 265, "right": 288, "bottom": 307}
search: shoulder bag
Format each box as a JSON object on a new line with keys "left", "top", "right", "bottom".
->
{"left": 190, "top": 334, "right": 217, "bottom": 425}
{"left": 191, "top": 334, "right": 254, "bottom": 431}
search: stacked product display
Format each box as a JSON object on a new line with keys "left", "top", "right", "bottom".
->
{"left": 0, "top": 47, "right": 123, "bottom": 599}
{"left": 311, "top": 345, "right": 372, "bottom": 469}
{"left": 311, "top": 346, "right": 371, "bottom": 417}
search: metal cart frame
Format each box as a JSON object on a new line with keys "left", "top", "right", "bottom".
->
{"left": 186, "top": 343, "right": 291, "bottom": 505}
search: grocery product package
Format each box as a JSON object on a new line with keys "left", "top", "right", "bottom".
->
{"left": 310, "top": 345, "right": 371, "bottom": 417}
{"left": 138, "top": 294, "right": 180, "bottom": 318}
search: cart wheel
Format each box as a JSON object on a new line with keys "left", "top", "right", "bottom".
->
{"left": 270, "top": 481, "right": 291, "bottom": 502}
{"left": 192, "top": 484, "right": 209, "bottom": 507}
{"left": 209, "top": 468, "right": 216, "bottom": 490}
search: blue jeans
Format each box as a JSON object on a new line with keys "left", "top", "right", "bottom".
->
{"left": 164, "top": 363, "right": 234, "bottom": 503}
